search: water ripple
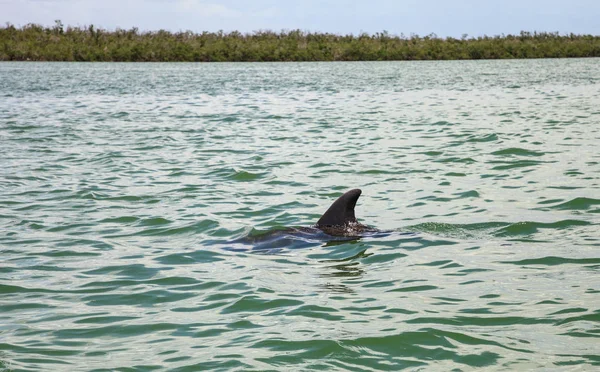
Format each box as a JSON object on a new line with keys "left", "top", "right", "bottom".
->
{"left": 1, "top": 60, "right": 599, "bottom": 371}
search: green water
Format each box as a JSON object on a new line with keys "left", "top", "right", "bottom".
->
{"left": 1, "top": 60, "right": 599, "bottom": 371}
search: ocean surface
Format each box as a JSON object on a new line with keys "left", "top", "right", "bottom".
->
{"left": 1, "top": 59, "right": 599, "bottom": 371}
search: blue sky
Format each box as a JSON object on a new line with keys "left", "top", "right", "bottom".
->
{"left": 1, "top": 0, "right": 599, "bottom": 37}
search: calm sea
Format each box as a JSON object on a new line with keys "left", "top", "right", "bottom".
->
{"left": 1, "top": 60, "right": 599, "bottom": 371}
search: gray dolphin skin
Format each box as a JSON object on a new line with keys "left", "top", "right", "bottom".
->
{"left": 314, "top": 188, "right": 376, "bottom": 235}
{"left": 232, "top": 188, "right": 381, "bottom": 251}
{"left": 316, "top": 188, "right": 361, "bottom": 227}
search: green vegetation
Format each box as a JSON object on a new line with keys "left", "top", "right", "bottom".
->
{"left": 2, "top": 21, "right": 600, "bottom": 61}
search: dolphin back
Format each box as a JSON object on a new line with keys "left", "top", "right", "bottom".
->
{"left": 316, "top": 189, "right": 361, "bottom": 227}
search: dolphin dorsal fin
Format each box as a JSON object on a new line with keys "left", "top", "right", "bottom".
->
{"left": 316, "top": 189, "right": 362, "bottom": 227}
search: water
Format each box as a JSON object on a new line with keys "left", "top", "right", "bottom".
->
{"left": 1, "top": 59, "right": 599, "bottom": 371}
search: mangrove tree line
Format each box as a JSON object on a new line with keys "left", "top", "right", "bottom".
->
{"left": 1, "top": 21, "right": 599, "bottom": 62}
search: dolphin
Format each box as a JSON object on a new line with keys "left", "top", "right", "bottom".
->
{"left": 230, "top": 189, "right": 382, "bottom": 251}
{"left": 314, "top": 188, "right": 377, "bottom": 236}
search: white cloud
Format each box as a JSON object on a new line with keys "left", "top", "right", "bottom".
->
{"left": 175, "top": 1, "right": 242, "bottom": 18}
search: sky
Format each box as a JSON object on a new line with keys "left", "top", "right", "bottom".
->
{"left": 1, "top": 0, "right": 599, "bottom": 37}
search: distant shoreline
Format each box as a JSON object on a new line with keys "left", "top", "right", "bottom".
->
{"left": 2, "top": 22, "right": 599, "bottom": 62}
